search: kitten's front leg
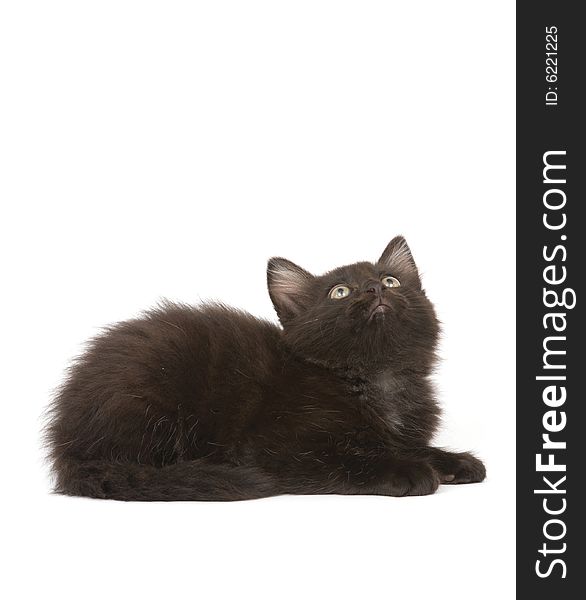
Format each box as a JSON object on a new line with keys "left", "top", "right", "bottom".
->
{"left": 421, "top": 448, "right": 486, "bottom": 484}
{"left": 376, "top": 458, "right": 440, "bottom": 496}
{"left": 346, "top": 456, "right": 440, "bottom": 497}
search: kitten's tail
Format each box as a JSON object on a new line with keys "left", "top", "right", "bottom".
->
{"left": 51, "top": 457, "right": 278, "bottom": 501}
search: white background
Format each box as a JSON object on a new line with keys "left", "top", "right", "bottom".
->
{"left": 1, "top": 2, "right": 515, "bottom": 598}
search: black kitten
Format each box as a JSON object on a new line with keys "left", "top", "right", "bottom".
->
{"left": 45, "top": 236, "right": 485, "bottom": 501}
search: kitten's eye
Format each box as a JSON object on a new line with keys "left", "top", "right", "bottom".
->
{"left": 381, "top": 276, "right": 401, "bottom": 288}
{"left": 330, "top": 285, "right": 351, "bottom": 299}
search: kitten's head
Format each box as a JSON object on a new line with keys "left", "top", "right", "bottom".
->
{"left": 267, "top": 236, "right": 439, "bottom": 374}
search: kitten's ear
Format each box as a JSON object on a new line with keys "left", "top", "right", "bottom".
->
{"left": 378, "top": 236, "right": 419, "bottom": 276}
{"left": 267, "top": 258, "right": 313, "bottom": 323}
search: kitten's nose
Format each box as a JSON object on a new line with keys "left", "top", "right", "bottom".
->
{"left": 365, "top": 281, "right": 383, "bottom": 294}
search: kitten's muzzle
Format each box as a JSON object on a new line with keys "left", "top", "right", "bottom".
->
{"left": 360, "top": 281, "right": 394, "bottom": 319}
{"left": 367, "top": 294, "right": 393, "bottom": 319}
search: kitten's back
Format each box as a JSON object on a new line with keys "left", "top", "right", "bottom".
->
{"left": 45, "top": 301, "right": 283, "bottom": 476}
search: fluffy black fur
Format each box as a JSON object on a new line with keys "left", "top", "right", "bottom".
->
{"left": 44, "top": 236, "right": 485, "bottom": 501}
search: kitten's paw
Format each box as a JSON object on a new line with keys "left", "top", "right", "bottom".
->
{"left": 437, "top": 452, "right": 486, "bottom": 484}
{"left": 388, "top": 461, "right": 440, "bottom": 497}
